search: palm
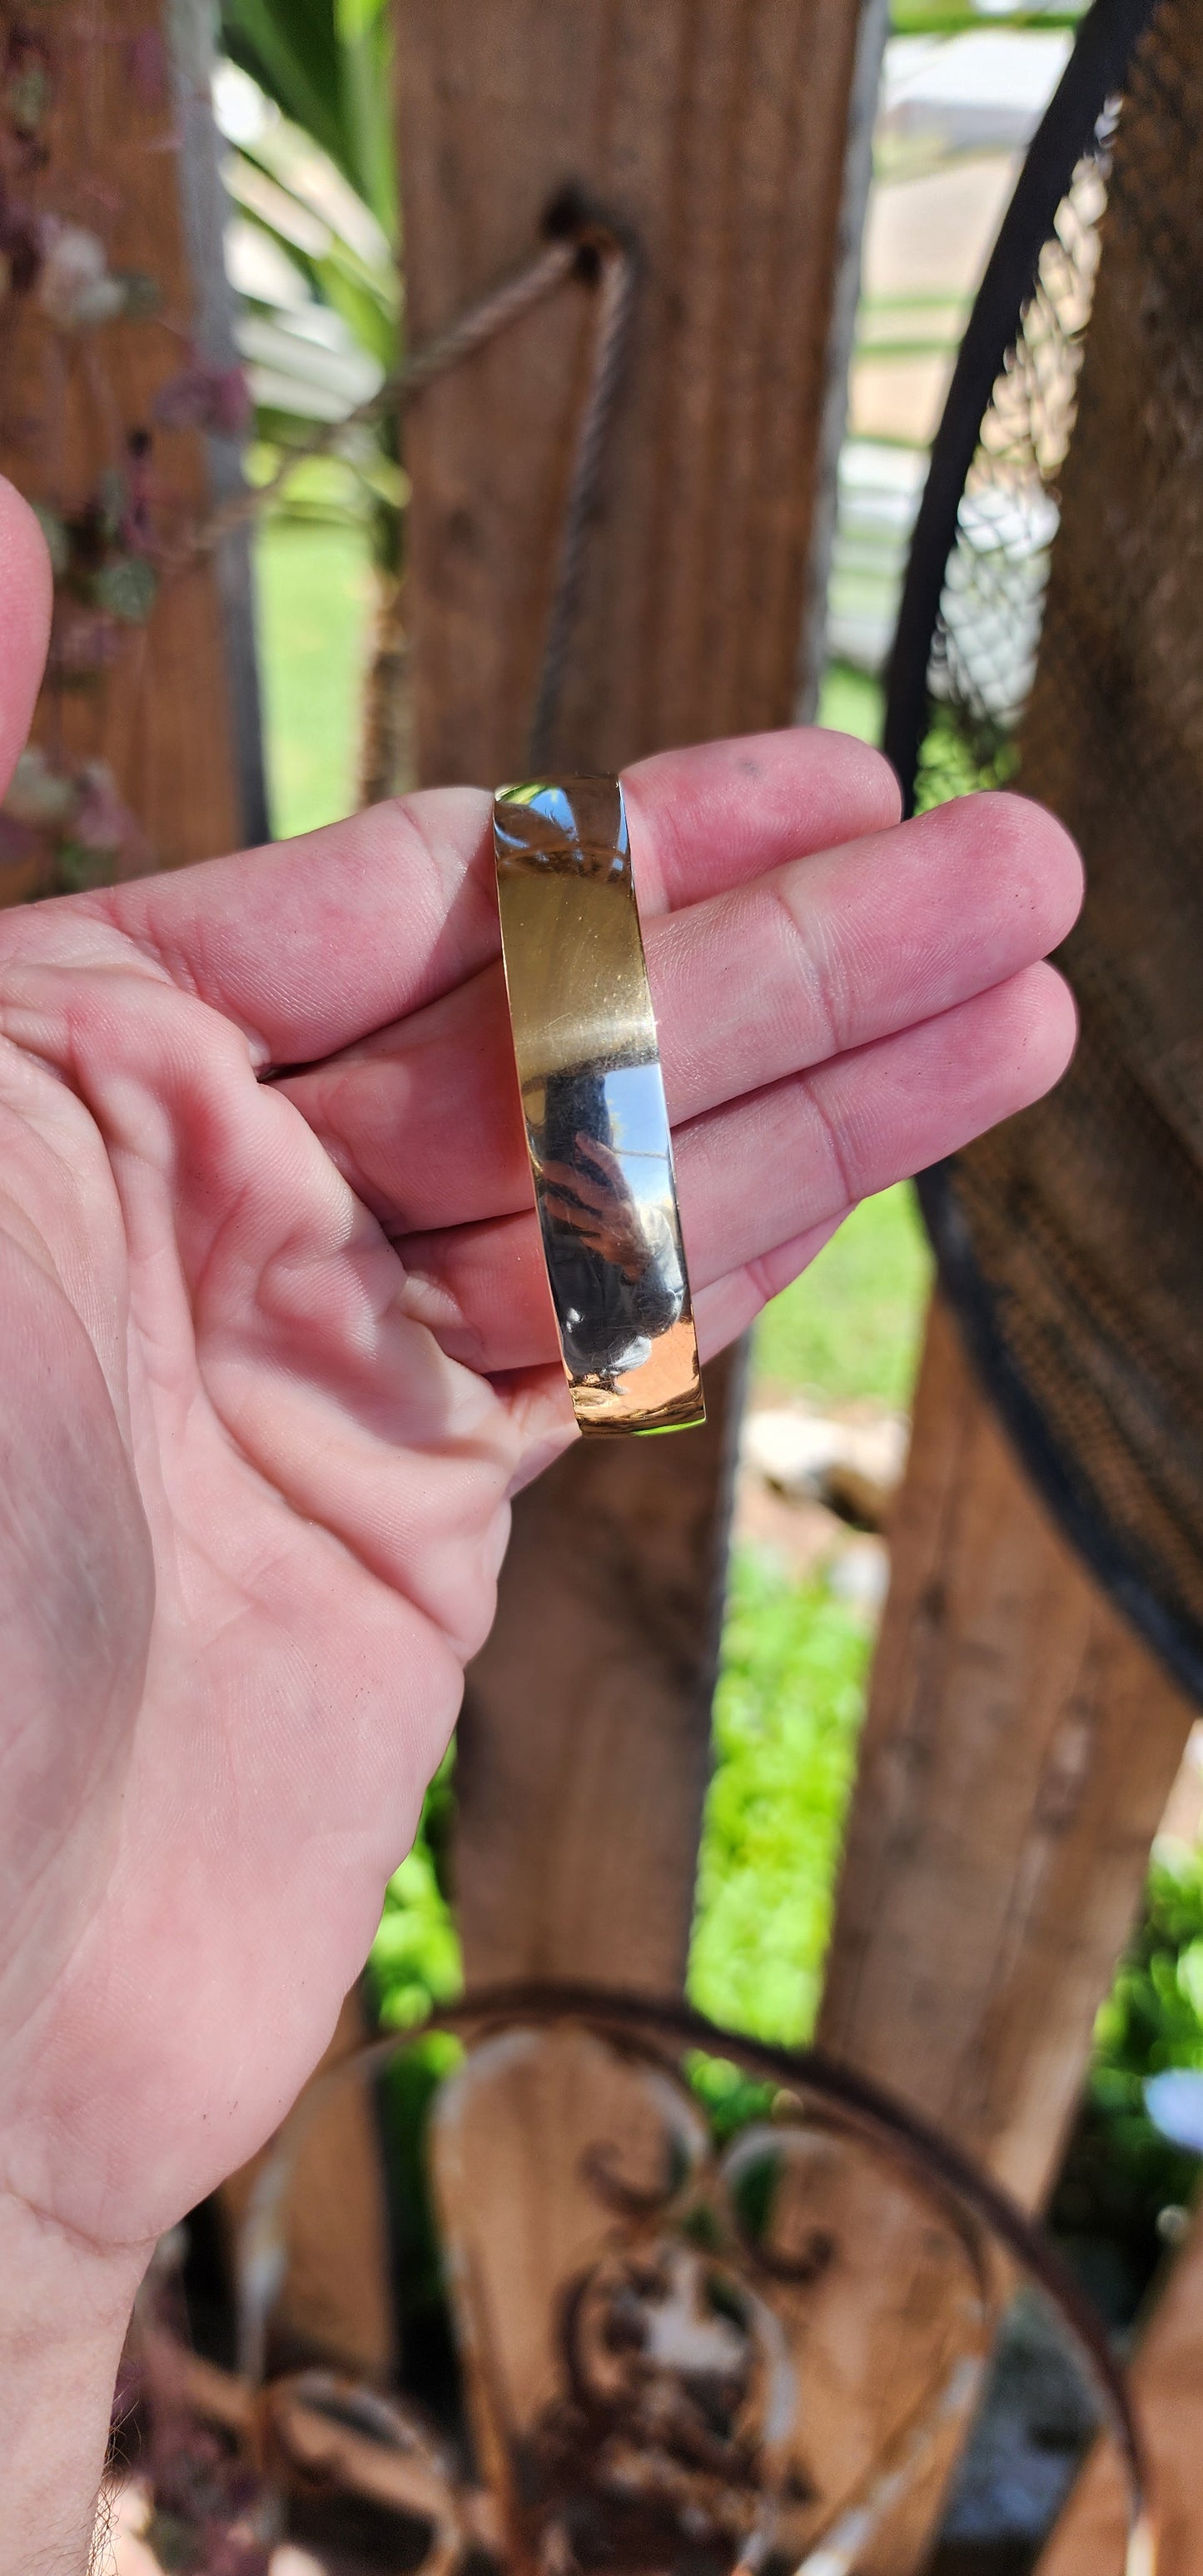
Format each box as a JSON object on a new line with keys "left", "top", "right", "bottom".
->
{"left": 0, "top": 488, "right": 1081, "bottom": 2266}
{"left": 0, "top": 903, "right": 523, "bottom": 2250}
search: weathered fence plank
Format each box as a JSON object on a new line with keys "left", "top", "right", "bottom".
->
{"left": 822, "top": 1296, "right": 1193, "bottom": 2208}
{"left": 397, "top": 0, "right": 885, "bottom": 2464}
{"left": 398, "top": 0, "right": 881, "bottom": 784}
{"left": 1037, "top": 2200, "right": 1203, "bottom": 2574}
{"left": 812, "top": 1295, "right": 1195, "bottom": 2567}
{"left": 453, "top": 1352, "right": 743, "bottom": 1992}
{"left": 399, "top": 0, "right": 884, "bottom": 2011}
{"left": 0, "top": 0, "right": 265, "bottom": 881}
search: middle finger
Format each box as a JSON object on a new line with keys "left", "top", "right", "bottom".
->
{"left": 279, "top": 789, "right": 1081, "bottom": 1238}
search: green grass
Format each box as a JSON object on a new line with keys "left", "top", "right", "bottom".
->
{"left": 817, "top": 658, "right": 884, "bottom": 748}
{"left": 753, "top": 1184, "right": 932, "bottom": 1410}
{"left": 254, "top": 517, "right": 372, "bottom": 838}
{"left": 688, "top": 1559, "right": 872, "bottom": 2046}
{"left": 686, "top": 1192, "right": 930, "bottom": 2047}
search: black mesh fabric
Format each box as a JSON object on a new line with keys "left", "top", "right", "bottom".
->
{"left": 904, "top": 0, "right": 1203, "bottom": 1699}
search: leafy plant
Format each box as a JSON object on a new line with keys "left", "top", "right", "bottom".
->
{"left": 221, "top": 0, "right": 394, "bottom": 238}
{"left": 369, "top": 1745, "right": 460, "bottom": 2032}
{"left": 1051, "top": 1841, "right": 1203, "bottom": 2319}
{"left": 216, "top": 0, "right": 406, "bottom": 799}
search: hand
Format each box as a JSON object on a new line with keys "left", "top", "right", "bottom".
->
{"left": 0, "top": 478, "right": 1080, "bottom": 2564}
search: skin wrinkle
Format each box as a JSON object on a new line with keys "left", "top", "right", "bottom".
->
{"left": 0, "top": 1476, "right": 123, "bottom": 1678}
{"left": 0, "top": 1068, "right": 137, "bottom": 1413}
{"left": 1, "top": 2172, "right": 152, "bottom": 2271}
{"left": 193, "top": 1325, "right": 510, "bottom": 1655}
{"left": 0, "top": 1119, "right": 109, "bottom": 1295}
{"left": 0, "top": 926, "right": 176, "bottom": 1049}
{"left": 748, "top": 1215, "right": 848, "bottom": 1305}
{"left": 83, "top": 987, "right": 505, "bottom": 1652}
{"left": 791, "top": 1033, "right": 861, "bottom": 1213}
{"left": 233, "top": 1152, "right": 493, "bottom": 1435}
{"left": 0, "top": 1792, "right": 123, "bottom": 2051}
{"left": 92, "top": 896, "right": 277, "bottom": 1070}
{"left": 0, "top": 1772, "right": 115, "bottom": 1988}
{"left": 0, "top": 1251, "right": 151, "bottom": 1639}
{"left": 0, "top": 1496, "right": 148, "bottom": 2076}
{"left": 104, "top": 1059, "right": 474, "bottom": 1649}
{"left": 167, "top": 1335, "right": 485, "bottom": 1654}
{"left": 764, "top": 863, "right": 845, "bottom": 1061}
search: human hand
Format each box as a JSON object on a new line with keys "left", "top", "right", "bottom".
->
{"left": 0, "top": 479, "right": 1080, "bottom": 2563}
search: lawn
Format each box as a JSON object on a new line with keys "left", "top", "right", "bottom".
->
{"left": 255, "top": 518, "right": 373, "bottom": 839}
{"left": 688, "top": 1183, "right": 931, "bottom": 2043}
{"left": 688, "top": 1560, "right": 872, "bottom": 2043}
{"left": 754, "top": 1180, "right": 930, "bottom": 1410}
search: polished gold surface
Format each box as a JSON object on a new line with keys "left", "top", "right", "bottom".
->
{"left": 494, "top": 778, "right": 704, "bottom": 1435}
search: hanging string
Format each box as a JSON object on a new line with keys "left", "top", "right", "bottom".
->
{"left": 190, "top": 200, "right": 639, "bottom": 777}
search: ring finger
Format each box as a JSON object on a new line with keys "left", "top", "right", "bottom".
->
{"left": 393, "top": 964, "right": 1076, "bottom": 1377}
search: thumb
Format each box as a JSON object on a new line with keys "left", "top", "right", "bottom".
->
{"left": 0, "top": 478, "right": 52, "bottom": 798}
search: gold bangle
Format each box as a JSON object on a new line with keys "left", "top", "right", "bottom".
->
{"left": 493, "top": 776, "right": 704, "bottom": 1435}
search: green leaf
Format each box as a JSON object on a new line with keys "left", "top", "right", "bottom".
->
{"left": 336, "top": 0, "right": 388, "bottom": 34}
{"left": 1178, "top": 1937, "right": 1203, "bottom": 2022}
{"left": 221, "top": 0, "right": 345, "bottom": 172}
{"left": 220, "top": 0, "right": 396, "bottom": 237}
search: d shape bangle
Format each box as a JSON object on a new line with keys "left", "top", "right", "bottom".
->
{"left": 494, "top": 776, "right": 704, "bottom": 1435}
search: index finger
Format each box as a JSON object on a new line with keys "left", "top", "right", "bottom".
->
{"left": 0, "top": 479, "right": 52, "bottom": 797}
{"left": 89, "top": 729, "right": 899, "bottom": 1067}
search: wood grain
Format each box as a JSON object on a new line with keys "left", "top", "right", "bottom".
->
{"left": 822, "top": 1297, "right": 1194, "bottom": 2207}
{"left": 1037, "top": 2200, "right": 1203, "bottom": 2575}
{"left": 0, "top": 0, "right": 264, "bottom": 879}
{"left": 397, "top": 0, "right": 868, "bottom": 786}
{"left": 398, "top": 0, "right": 879, "bottom": 2501}
{"left": 809, "top": 1295, "right": 1195, "bottom": 2569}
{"left": 398, "top": 0, "right": 877, "bottom": 2009}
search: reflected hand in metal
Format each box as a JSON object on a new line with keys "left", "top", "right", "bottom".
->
{"left": 494, "top": 777, "right": 703, "bottom": 1434}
